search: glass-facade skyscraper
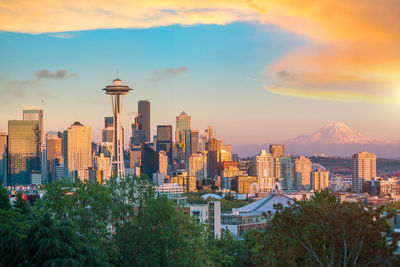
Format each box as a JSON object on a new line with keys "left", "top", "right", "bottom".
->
{"left": 156, "top": 125, "right": 172, "bottom": 164}
{"left": 138, "top": 100, "right": 150, "bottom": 142}
{"left": 7, "top": 120, "right": 40, "bottom": 186}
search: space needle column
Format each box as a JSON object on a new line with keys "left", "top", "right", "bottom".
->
{"left": 102, "top": 78, "right": 132, "bottom": 180}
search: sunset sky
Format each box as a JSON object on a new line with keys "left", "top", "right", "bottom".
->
{"left": 1, "top": 0, "right": 400, "bottom": 150}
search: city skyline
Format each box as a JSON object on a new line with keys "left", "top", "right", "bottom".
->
{"left": 1, "top": 1, "right": 400, "bottom": 149}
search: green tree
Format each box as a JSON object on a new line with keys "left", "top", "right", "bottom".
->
{"left": 113, "top": 194, "right": 209, "bottom": 266}
{"left": 0, "top": 208, "right": 29, "bottom": 265}
{"left": 0, "top": 186, "right": 10, "bottom": 210}
{"left": 25, "top": 212, "right": 107, "bottom": 266}
{"left": 240, "top": 190, "right": 399, "bottom": 266}
{"left": 14, "top": 190, "right": 31, "bottom": 216}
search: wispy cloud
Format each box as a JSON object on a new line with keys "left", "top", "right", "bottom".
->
{"left": 48, "top": 33, "right": 74, "bottom": 39}
{"left": 35, "top": 69, "right": 78, "bottom": 79}
{"left": 1, "top": 0, "right": 400, "bottom": 103}
{"left": 147, "top": 66, "right": 188, "bottom": 82}
{"left": 3, "top": 80, "right": 40, "bottom": 98}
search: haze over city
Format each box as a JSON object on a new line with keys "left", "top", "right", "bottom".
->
{"left": 1, "top": 0, "right": 400, "bottom": 156}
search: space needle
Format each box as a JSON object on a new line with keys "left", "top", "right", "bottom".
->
{"left": 103, "top": 78, "right": 132, "bottom": 180}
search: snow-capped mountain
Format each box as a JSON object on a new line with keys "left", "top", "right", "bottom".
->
{"left": 287, "top": 122, "right": 391, "bottom": 145}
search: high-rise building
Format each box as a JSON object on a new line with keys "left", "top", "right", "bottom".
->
{"left": 0, "top": 133, "right": 6, "bottom": 185}
{"left": 156, "top": 125, "right": 172, "bottom": 164}
{"left": 205, "top": 126, "right": 216, "bottom": 140}
{"left": 188, "top": 154, "right": 207, "bottom": 181}
{"left": 141, "top": 142, "right": 158, "bottom": 179}
{"left": 312, "top": 168, "right": 329, "bottom": 191}
{"left": 47, "top": 133, "right": 63, "bottom": 181}
{"left": 280, "top": 157, "right": 293, "bottom": 190}
{"left": 95, "top": 153, "right": 111, "bottom": 181}
{"left": 255, "top": 150, "right": 275, "bottom": 191}
{"left": 158, "top": 151, "right": 168, "bottom": 174}
{"left": 184, "top": 129, "right": 192, "bottom": 162}
{"left": 138, "top": 100, "right": 150, "bottom": 142}
{"left": 104, "top": 116, "right": 113, "bottom": 128}
{"left": 220, "top": 145, "right": 232, "bottom": 162}
{"left": 63, "top": 122, "right": 92, "bottom": 181}
{"left": 129, "top": 144, "right": 141, "bottom": 168}
{"left": 103, "top": 79, "right": 132, "bottom": 179}
{"left": 191, "top": 129, "right": 199, "bottom": 155}
{"left": 23, "top": 106, "right": 43, "bottom": 144}
{"left": 206, "top": 139, "right": 222, "bottom": 179}
{"left": 131, "top": 113, "right": 147, "bottom": 145}
{"left": 269, "top": 144, "right": 284, "bottom": 157}
{"left": 294, "top": 156, "right": 312, "bottom": 190}
{"left": 7, "top": 120, "right": 40, "bottom": 186}
{"left": 175, "top": 111, "right": 191, "bottom": 143}
{"left": 352, "top": 151, "right": 376, "bottom": 193}
{"left": 102, "top": 117, "right": 114, "bottom": 143}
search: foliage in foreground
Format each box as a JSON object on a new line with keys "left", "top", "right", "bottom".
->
{"left": 1, "top": 181, "right": 399, "bottom": 266}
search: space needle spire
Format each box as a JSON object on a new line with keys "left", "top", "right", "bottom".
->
{"left": 102, "top": 78, "right": 132, "bottom": 180}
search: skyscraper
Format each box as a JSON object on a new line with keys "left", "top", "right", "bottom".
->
{"left": 7, "top": 120, "right": 40, "bottom": 185}
{"left": 352, "top": 151, "right": 376, "bottom": 193}
{"left": 269, "top": 145, "right": 284, "bottom": 157}
{"left": 280, "top": 157, "right": 293, "bottom": 190}
{"left": 46, "top": 132, "right": 63, "bottom": 182}
{"left": 294, "top": 156, "right": 312, "bottom": 190}
{"left": 175, "top": 111, "right": 191, "bottom": 143}
{"left": 255, "top": 150, "right": 275, "bottom": 192}
{"left": 156, "top": 125, "right": 172, "bottom": 164}
{"left": 23, "top": 106, "right": 43, "bottom": 144}
{"left": 138, "top": 100, "right": 150, "bottom": 142}
{"left": 103, "top": 79, "right": 132, "bottom": 179}
{"left": 102, "top": 116, "right": 114, "bottom": 143}
{"left": 312, "top": 168, "right": 330, "bottom": 191}
{"left": 191, "top": 129, "right": 199, "bottom": 155}
{"left": 63, "top": 122, "right": 92, "bottom": 181}
{"left": 0, "top": 132, "right": 6, "bottom": 185}
{"left": 131, "top": 113, "right": 147, "bottom": 145}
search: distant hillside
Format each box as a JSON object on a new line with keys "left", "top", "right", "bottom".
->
{"left": 310, "top": 156, "right": 400, "bottom": 175}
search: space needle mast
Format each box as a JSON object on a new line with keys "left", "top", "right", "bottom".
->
{"left": 102, "top": 78, "right": 132, "bottom": 180}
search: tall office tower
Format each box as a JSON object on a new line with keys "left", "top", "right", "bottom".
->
{"left": 255, "top": 150, "right": 275, "bottom": 192}
{"left": 131, "top": 114, "right": 147, "bottom": 145}
{"left": 206, "top": 139, "right": 222, "bottom": 178}
{"left": 95, "top": 153, "right": 112, "bottom": 180}
{"left": 23, "top": 106, "right": 43, "bottom": 144}
{"left": 158, "top": 151, "right": 168, "bottom": 174}
{"left": 104, "top": 116, "right": 113, "bottom": 128}
{"left": 219, "top": 145, "right": 232, "bottom": 162}
{"left": 188, "top": 154, "right": 207, "bottom": 181}
{"left": 156, "top": 125, "right": 173, "bottom": 164}
{"left": 23, "top": 106, "right": 46, "bottom": 182}
{"left": 184, "top": 129, "right": 192, "bottom": 161}
{"left": 294, "top": 156, "right": 312, "bottom": 190}
{"left": 191, "top": 129, "right": 199, "bottom": 155}
{"left": 7, "top": 120, "right": 40, "bottom": 186}
{"left": 280, "top": 157, "right": 293, "bottom": 190}
{"left": 141, "top": 142, "right": 158, "bottom": 179}
{"left": 198, "top": 134, "right": 208, "bottom": 152}
{"left": 130, "top": 144, "right": 141, "bottom": 168}
{"left": 175, "top": 111, "right": 191, "bottom": 143}
{"left": 138, "top": 100, "right": 150, "bottom": 142}
{"left": 0, "top": 133, "right": 6, "bottom": 185}
{"left": 102, "top": 117, "right": 114, "bottom": 143}
{"left": 352, "top": 151, "right": 376, "bottom": 193}
{"left": 63, "top": 122, "right": 92, "bottom": 181}
{"left": 312, "top": 168, "right": 330, "bottom": 191}
{"left": 269, "top": 144, "right": 284, "bottom": 157}
{"left": 103, "top": 79, "right": 132, "bottom": 179}
{"left": 205, "top": 126, "right": 216, "bottom": 140}
{"left": 46, "top": 133, "right": 63, "bottom": 182}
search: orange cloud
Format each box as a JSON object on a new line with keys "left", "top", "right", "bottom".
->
{"left": 1, "top": 0, "right": 399, "bottom": 103}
